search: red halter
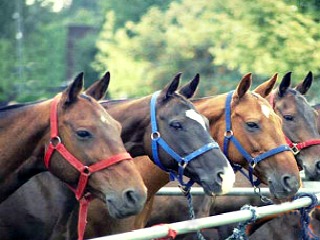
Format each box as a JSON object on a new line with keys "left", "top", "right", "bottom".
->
{"left": 44, "top": 95, "right": 132, "bottom": 240}
{"left": 269, "top": 92, "right": 320, "bottom": 156}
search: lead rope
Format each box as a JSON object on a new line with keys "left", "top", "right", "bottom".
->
{"left": 226, "top": 205, "right": 258, "bottom": 240}
{"left": 294, "top": 193, "right": 320, "bottom": 240}
{"left": 179, "top": 185, "right": 206, "bottom": 240}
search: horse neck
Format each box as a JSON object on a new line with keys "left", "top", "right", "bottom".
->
{"left": 0, "top": 101, "right": 50, "bottom": 199}
{"left": 101, "top": 97, "right": 151, "bottom": 157}
{"left": 133, "top": 156, "right": 169, "bottom": 200}
{"left": 192, "top": 95, "right": 227, "bottom": 146}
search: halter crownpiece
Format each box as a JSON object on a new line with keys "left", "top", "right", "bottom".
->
{"left": 44, "top": 95, "right": 132, "bottom": 240}
{"left": 150, "top": 90, "right": 220, "bottom": 189}
{"left": 223, "top": 90, "right": 291, "bottom": 187}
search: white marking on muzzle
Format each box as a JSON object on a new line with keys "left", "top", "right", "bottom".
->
{"left": 186, "top": 109, "right": 206, "bottom": 130}
{"left": 220, "top": 163, "right": 236, "bottom": 194}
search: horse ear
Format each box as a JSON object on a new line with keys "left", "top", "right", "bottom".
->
{"left": 253, "top": 73, "right": 278, "bottom": 98}
{"left": 85, "top": 71, "right": 110, "bottom": 100}
{"left": 178, "top": 73, "right": 200, "bottom": 99}
{"left": 234, "top": 73, "right": 252, "bottom": 100}
{"left": 161, "top": 72, "right": 181, "bottom": 99}
{"left": 61, "top": 72, "right": 84, "bottom": 106}
{"left": 295, "top": 71, "right": 313, "bottom": 95}
{"left": 278, "top": 72, "right": 291, "bottom": 97}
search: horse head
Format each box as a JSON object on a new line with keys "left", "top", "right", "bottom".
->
{"left": 48, "top": 72, "right": 147, "bottom": 218}
{"left": 144, "top": 73, "right": 235, "bottom": 196}
{"left": 267, "top": 71, "right": 320, "bottom": 181}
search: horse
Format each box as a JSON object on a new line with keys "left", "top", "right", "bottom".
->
{"left": 313, "top": 103, "right": 320, "bottom": 133}
{"left": 0, "top": 72, "right": 235, "bottom": 240}
{"left": 247, "top": 209, "right": 320, "bottom": 240}
{"left": 268, "top": 71, "right": 320, "bottom": 181}
{"left": 0, "top": 72, "right": 148, "bottom": 240}
{"left": 147, "top": 73, "right": 309, "bottom": 239}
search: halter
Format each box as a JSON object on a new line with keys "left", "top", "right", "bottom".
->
{"left": 269, "top": 92, "right": 320, "bottom": 158}
{"left": 223, "top": 91, "right": 291, "bottom": 187}
{"left": 150, "top": 91, "right": 220, "bottom": 189}
{"left": 44, "top": 95, "right": 132, "bottom": 240}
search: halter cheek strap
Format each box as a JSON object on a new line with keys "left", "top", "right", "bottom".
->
{"left": 270, "top": 92, "right": 320, "bottom": 158}
{"left": 223, "top": 91, "right": 291, "bottom": 187}
{"left": 150, "top": 91, "right": 219, "bottom": 189}
{"left": 44, "top": 95, "right": 132, "bottom": 240}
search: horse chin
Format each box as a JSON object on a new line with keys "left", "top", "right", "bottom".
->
{"left": 199, "top": 180, "right": 221, "bottom": 196}
{"left": 303, "top": 168, "right": 320, "bottom": 181}
{"left": 106, "top": 200, "right": 142, "bottom": 219}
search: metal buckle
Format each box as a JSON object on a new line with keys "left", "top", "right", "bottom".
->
{"left": 291, "top": 143, "right": 300, "bottom": 155}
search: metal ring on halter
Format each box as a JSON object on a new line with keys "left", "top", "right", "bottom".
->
{"left": 50, "top": 136, "right": 61, "bottom": 148}
{"left": 82, "top": 166, "right": 91, "bottom": 175}
{"left": 291, "top": 143, "right": 300, "bottom": 155}
{"left": 254, "top": 186, "right": 273, "bottom": 204}
{"left": 151, "top": 131, "right": 161, "bottom": 140}
{"left": 224, "top": 130, "right": 234, "bottom": 138}
{"left": 178, "top": 159, "right": 188, "bottom": 169}
{"left": 250, "top": 159, "right": 257, "bottom": 169}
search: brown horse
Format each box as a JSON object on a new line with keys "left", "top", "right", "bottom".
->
{"left": 313, "top": 103, "right": 320, "bottom": 133}
{"left": 0, "top": 73, "right": 234, "bottom": 240}
{"left": 268, "top": 71, "right": 320, "bottom": 181}
{"left": 0, "top": 72, "right": 147, "bottom": 239}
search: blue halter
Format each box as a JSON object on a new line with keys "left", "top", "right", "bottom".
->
{"left": 223, "top": 90, "right": 291, "bottom": 187}
{"left": 150, "top": 91, "right": 220, "bottom": 189}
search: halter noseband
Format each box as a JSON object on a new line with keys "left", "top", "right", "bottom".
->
{"left": 150, "top": 91, "right": 220, "bottom": 190}
{"left": 44, "top": 95, "right": 132, "bottom": 240}
{"left": 269, "top": 92, "right": 320, "bottom": 157}
{"left": 223, "top": 91, "right": 291, "bottom": 186}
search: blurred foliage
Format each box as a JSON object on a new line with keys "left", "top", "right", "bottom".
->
{"left": 0, "top": 0, "right": 319, "bottom": 103}
{"left": 94, "top": 0, "right": 320, "bottom": 100}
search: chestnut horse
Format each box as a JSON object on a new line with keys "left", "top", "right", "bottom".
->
{"left": 0, "top": 73, "right": 234, "bottom": 239}
{"left": 0, "top": 72, "right": 147, "bottom": 239}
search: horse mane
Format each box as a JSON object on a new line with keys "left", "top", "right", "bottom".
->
{"left": 0, "top": 100, "right": 45, "bottom": 112}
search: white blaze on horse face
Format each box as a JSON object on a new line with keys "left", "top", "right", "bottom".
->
{"left": 186, "top": 109, "right": 206, "bottom": 130}
{"left": 220, "top": 163, "right": 236, "bottom": 194}
{"left": 261, "top": 104, "right": 271, "bottom": 119}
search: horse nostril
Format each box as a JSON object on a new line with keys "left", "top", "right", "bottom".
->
{"left": 316, "top": 161, "right": 320, "bottom": 171}
{"left": 216, "top": 171, "right": 223, "bottom": 186}
{"left": 281, "top": 174, "right": 298, "bottom": 192}
{"left": 123, "top": 188, "right": 140, "bottom": 207}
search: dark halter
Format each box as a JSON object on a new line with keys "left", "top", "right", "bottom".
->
{"left": 150, "top": 91, "right": 220, "bottom": 190}
{"left": 223, "top": 90, "right": 291, "bottom": 187}
{"left": 44, "top": 95, "right": 132, "bottom": 240}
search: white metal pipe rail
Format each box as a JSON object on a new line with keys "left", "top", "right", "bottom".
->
{"left": 156, "top": 185, "right": 320, "bottom": 196}
{"left": 89, "top": 192, "right": 320, "bottom": 240}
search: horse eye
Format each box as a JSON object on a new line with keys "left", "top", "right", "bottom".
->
{"left": 283, "top": 115, "right": 294, "bottom": 121}
{"left": 170, "top": 121, "right": 183, "bottom": 130}
{"left": 246, "top": 122, "right": 259, "bottom": 129}
{"left": 76, "top": 130, "right": 92, "bottom": 139}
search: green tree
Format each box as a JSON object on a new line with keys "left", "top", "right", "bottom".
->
{"left": 94, "top": 0, "right": 320, "bottom": 99}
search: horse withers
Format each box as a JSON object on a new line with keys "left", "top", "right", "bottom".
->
{"left": 0, "top": 72, "right": 147, "bottom": 240}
